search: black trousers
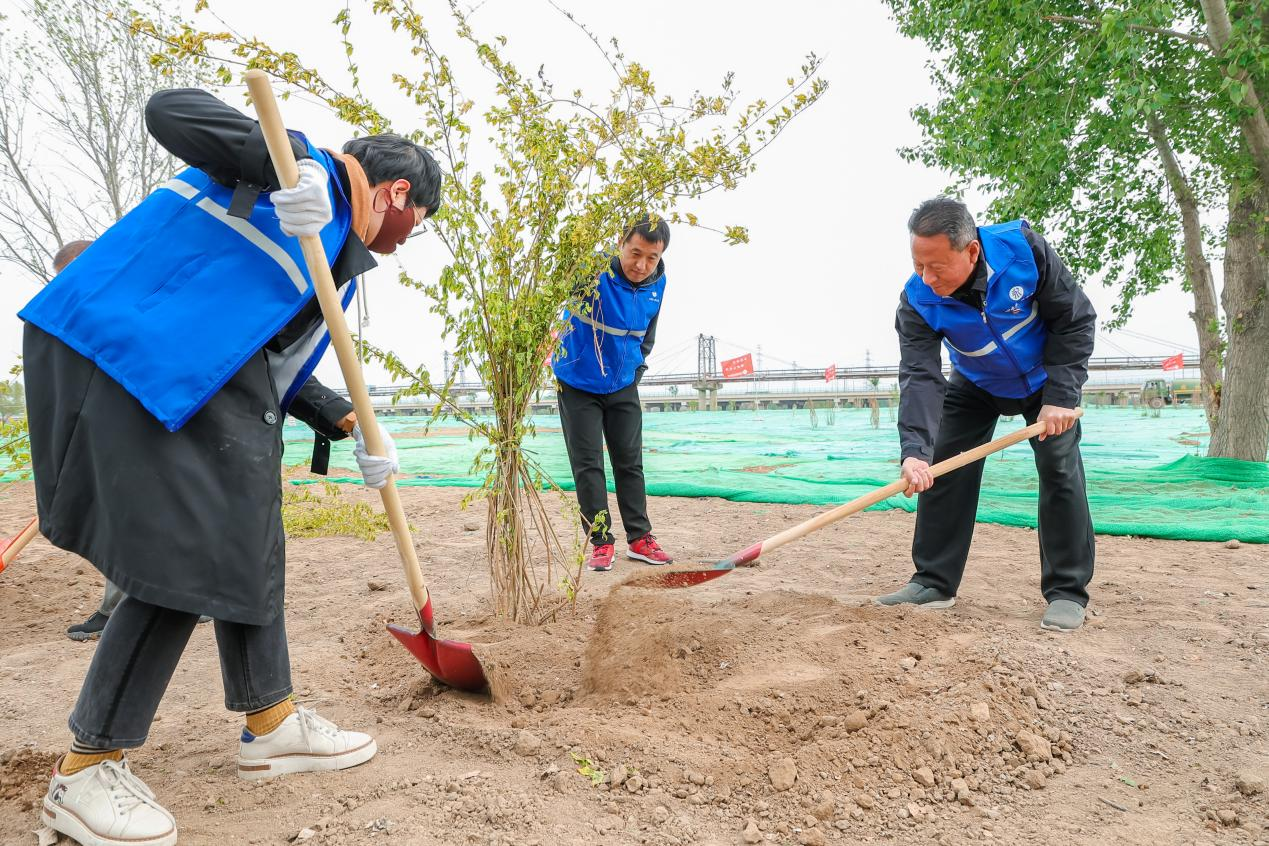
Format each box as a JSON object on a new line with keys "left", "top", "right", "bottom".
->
{"left": 911, "top": 378, "right": 1095, "bottom": 605}
{"left": 69, "top": 595, "right": 292, "bottom": 748}
{"left": 557, "top": 380, "right": 652, "bottom": 546}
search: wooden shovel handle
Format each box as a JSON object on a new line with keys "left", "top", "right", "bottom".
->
{"left": 757, "top": 409, "right": 1083, "bottom": 557}
{"left": 245, "top": 70, "right": 432, "bottom": 625}
{"left": 0, "top": 517, "right": 39, "bottom": 571}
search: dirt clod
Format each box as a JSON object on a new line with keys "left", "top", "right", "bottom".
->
{"left": 769, "top": 757, "right": 798, "bottom": 792}
{"left": 1236, "top": 772, "right": 1264, "bottom": 797}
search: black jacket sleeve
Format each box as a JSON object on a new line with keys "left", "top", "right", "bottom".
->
{"left": 144, "top": 88, "right": 309, "bottom": 192}
{"left": 288, "top": 376, "right": 354, "bottom": 440}
{"left": 635, "top": 310, "right": 659, "bottom": 384}
{"left": 1024, "top": 229, "right": 1096, "bottom": 407}
{"left": 896, "top": 291, "right": 948, "bottom": 462}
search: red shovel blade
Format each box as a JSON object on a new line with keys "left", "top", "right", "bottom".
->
{"left": 386, "top": 603, "right": 488, "bottom": 693}
{"left": 622, "top": 566, "right": 733, "bottom": 590}
{"left": 622, "top": 542, "right": 764, "bottom": 590}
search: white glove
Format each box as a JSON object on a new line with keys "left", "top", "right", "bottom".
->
{"left": 352, "top": 423, "right": 399, "bottom": 489}
{"left": 271, "top": 158, "right": 332, "bottom": 237}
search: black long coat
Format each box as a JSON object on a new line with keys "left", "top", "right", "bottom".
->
{"left": 22, "top": 89, "right": 370, "bottom": 624}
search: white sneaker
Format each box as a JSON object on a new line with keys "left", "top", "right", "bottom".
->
{"left": 42, "top": 757, "right": 177, "bottom": 846}
{"left": 237, "top": 705, "right": 377, "bottom": 781}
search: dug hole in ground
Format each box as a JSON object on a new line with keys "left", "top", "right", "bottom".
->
{"left": 0, "top": 482, "right": 1266, "bottom": 846}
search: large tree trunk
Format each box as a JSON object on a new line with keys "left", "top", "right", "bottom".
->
{"left": 1209, "top": 186, "right": 1269, "bottom": 461}
{"left": 1147, "top": 115, "right": 1224, "bottom": 429}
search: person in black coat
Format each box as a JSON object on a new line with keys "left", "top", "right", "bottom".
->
{"left": 27, "top": 89, "right": 442, "bottom": 846}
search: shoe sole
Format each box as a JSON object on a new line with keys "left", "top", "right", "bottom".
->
{"left": 587, "top": 563, "right": 613, "bottom": 572}
{"left": 871, "top": 597, "right": 956, "bottom": 609}
{"left": 237, "top": 737, "right": 377, "bottom": 781}
{"left": 66, "top": 630, "right": 103, "bottom": 641}
{"left": 43, "top": 798, "right": 177, "bottom": 846}
{"left": 1039, "top": 620, "right": 1080, "bottom": 632}
{"left": 626, "top": 551, "right": 673, "bottom": 566}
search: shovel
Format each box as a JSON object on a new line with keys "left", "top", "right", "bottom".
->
{"left": 625, "top": 411, "right": 1082, "bottom": 590}
{"left": 0, "top": 516, "right": 39, "bottom": 575}
{"left": 246, "top": 70, "right": 487, "bottom": 693}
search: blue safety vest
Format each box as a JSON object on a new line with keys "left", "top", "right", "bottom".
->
{"left": 553, "top": 260, "right": 666, "bottom": 394}
{"left": 19, "top": 137, "right": 356, "bottom": 431}
{"left": 904, "top": 220, "right": 1047, "bottom": 399}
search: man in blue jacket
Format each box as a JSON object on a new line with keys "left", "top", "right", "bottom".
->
{"left": 553, "top": 215, "right": 673, "bottom": 572}
{"left": 876, "top": 197, "right": 1096, "bottom": 632}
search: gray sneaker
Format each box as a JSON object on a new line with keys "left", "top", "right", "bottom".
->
{"left": 1040, "top": 599, "right": 1085, "bottom": 632}
{"left": 873, "top": 582, "right": 956, "bottom": 609}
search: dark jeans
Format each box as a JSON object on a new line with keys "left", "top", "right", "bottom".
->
{"left": 557, "top": 380, "right": 652, "bottom": 546}
{"left": 69, "top": 595, "right": 292, "bottom": 748}
{"left": 911, "top": 378, "right": 1095, "bottom": 606}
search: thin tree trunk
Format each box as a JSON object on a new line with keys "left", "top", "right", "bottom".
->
{"left": 1209, "top": 186, "right": 1269, "bottom": 461}
{"left": 1147, "top": 114, "right": 1223, "bottom": 430}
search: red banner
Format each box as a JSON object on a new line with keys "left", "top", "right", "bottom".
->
{"left": 824, "top": 364, "right": 837, "bottom": 382}
{"left": 721, "top": 353, "right": 754, "bottom": 379}
{"left": 1161, "top": 353, "right": 1185, "bottom": 372}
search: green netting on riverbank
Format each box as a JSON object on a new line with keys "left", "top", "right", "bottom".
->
{"left": 289, "top": 405, "right": 1267, "bottom": 544}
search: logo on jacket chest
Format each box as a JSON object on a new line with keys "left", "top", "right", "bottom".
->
{"left": 1005, "top": 285, "right": 1027, "bottom": 314}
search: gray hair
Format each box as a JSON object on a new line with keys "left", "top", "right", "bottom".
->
{"left": 907, "top": 197, "right": 978, "bottom": 250}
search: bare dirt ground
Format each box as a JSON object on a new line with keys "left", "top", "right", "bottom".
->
{"left": 1, "top": 480, "right": 1266, "bottom": 846}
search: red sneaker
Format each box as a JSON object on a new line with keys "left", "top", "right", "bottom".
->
{"left": 588, "top": 543, "right": 616, "bottom": 572}
{"left": 627, "top": 534, "right": 673, "bottom": 566}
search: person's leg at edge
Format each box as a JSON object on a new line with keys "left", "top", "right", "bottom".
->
{"left": 66, "top": 580, "right": 128, "bottom": 641}
{"left": 910, "top": 380, "right": 1001, "bottom": 598}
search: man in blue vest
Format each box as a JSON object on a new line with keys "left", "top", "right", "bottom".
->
{"left": 553, "top": 215, "right": 673, "bottom": 572}
{"left": 875, "top": 197, "right": 1096, "bottom": 632}
{"left": 22, "top": 88, "right": 440, "bottom": 846}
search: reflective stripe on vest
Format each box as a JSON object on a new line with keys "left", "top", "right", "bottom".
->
{"left": 945, "top": 301, "right": 1039, "bottom": 357}
{"left": 572, "top": 311, "right": 647, "bottom": 339}
{"left": 158, "top": 177, "right": 308, "bottom": 295}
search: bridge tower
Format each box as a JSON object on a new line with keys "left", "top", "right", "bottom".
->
{"left": 694, "top": 334, "right": 721, "bottom": 411}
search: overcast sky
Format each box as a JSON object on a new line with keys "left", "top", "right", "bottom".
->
{"left": 0, "top": 0, "right": 1204, "bottom": 386}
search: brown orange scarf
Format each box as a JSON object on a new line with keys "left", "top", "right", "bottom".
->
{"left": 330, "top": 151, "right": 370, "bottom": 243}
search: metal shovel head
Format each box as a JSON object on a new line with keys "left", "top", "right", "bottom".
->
{"left": 622, "top": 542, "right": 763, "bottom": 590}
{"left": 622, "top": 563, "right": 734, "bottom": 590}
{"left": 387, "top": 607, "right": 488, "bottom": 693}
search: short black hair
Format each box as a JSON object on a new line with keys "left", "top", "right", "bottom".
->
{"left": 622, "top": 213, "right": 670, "bottom": 249}
{"left": 52, "top": 239, "right": 94, "bottom": 272}
{"left": 907, "top": 196, "right": 977, "bottom": 250}
{"left": 342, "top": 134, "right": 443, "bottom": 218}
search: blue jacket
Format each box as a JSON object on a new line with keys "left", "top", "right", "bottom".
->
{"left": 553, "top": 257, "right": 666, "bottom": 395}
{"left": 895, "top": 220, "right": 1097, "bottom": 461}
{"left": 19, "top": 138, "right": 355, "bottom": 431}
{"left": 903, "top": 220, "right": 1046, "bottom": 399}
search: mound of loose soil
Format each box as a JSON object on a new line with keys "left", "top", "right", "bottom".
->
{"left": 1, "top": 749, "right": 57, "bottom": 813}
{"left": 2, "top": 482, "right": 1266, "bottom": 845}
